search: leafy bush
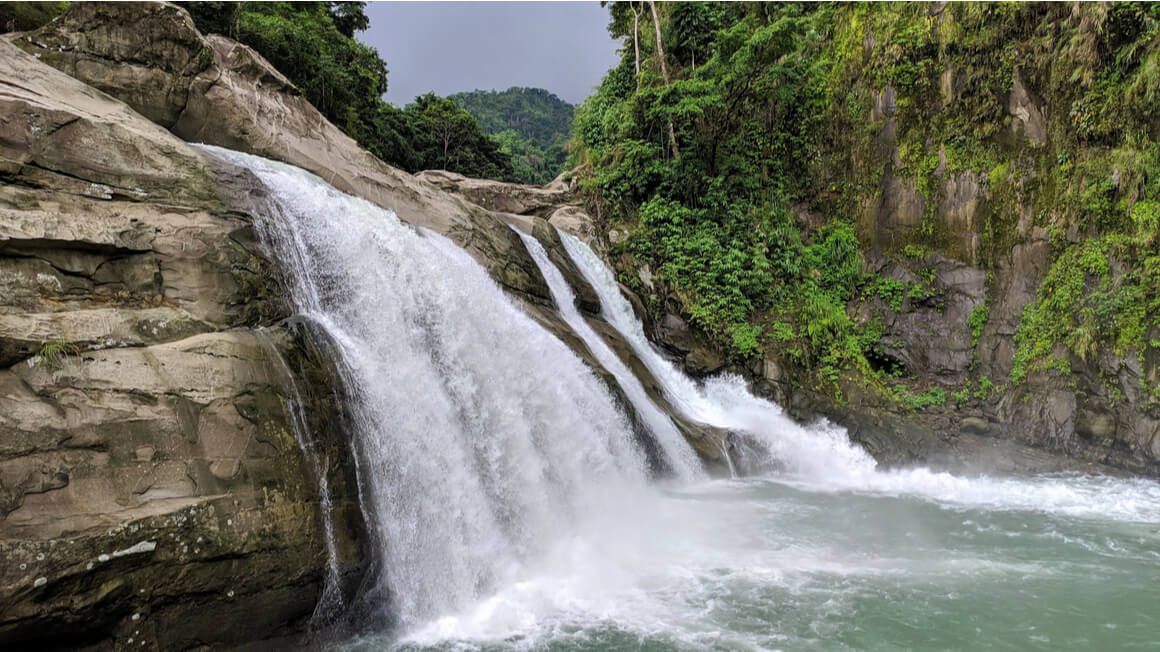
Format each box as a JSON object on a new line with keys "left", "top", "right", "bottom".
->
{"left": 894, "top": 386, "right": 946, "bottom": 411}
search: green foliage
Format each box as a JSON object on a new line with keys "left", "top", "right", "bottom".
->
{"left": 451, "top": 87, "right": 574, "bottom": 184}
{"left": 974, "top": 376, "right": 998, "bottom": 401}
{"left": 37, "top": 337, "right": 79, "bottom": 371}
{"left": 452, "top": 88, "right": 573, "bottom": 145}
{"left": 967, "top": 304, "right": 988, "bottom": 348}
{"left": 866, "top": 277, "right": 906, "bottom": 312}
{"left": 950, "top": 386, "right": 970, "bottom": 407}
{"left": 575, "top": 4, "right": 870, "bottom": 372}
{"left": 1011, "top": 231, "right": 1160, "bottom": 383}
{"left": 578, "top": 1, "right": 1160, "bottom": 394}
{"left": 669, "top": 2, "right": 723, "bottom": 69}
{"left": 403, "top": 94, "right": 512, "bottom": 179}
{"left": 0, "top": 1, "right": 68, "bottom": 32}
{"left": 181, "top": 2, "right": 514, "bottom": 179}
{"left": 894, "top": 385, "right": 946, "bottom": 411}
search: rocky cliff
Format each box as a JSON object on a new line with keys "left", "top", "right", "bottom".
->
{"left": 580, "top": 3, "right": 1160, "bottom": 477}
{"left": 0, "top": 34, "right": 369, "bottom": 649}
{"left": 0, "top": 4, "right": 733, "bottom": 648}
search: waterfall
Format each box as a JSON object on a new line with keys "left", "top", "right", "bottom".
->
{"left": 516, "top": 231, "right": 703, "bottom": 479}
{"left": 559, "top": 231, "right": 877, "bottom": 480}
{"left": 203, "top": 147, "right": 652, "bottom": 629}
{"left": 557, "top": 231, "right": 1160, "bottom": 516}
{"left": 193, "top": 146, "right": 1160, "bottom": 651}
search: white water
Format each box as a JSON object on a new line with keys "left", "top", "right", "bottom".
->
{"left": 517, "top": 231, "right": 702, "bottom": 478}
{"left": 206, "top": 147, "right": 655, "bottom": 629}
{"left": 199, "top": 146, "right": 1160, "bottom": 650}
{"left": 559, "top": 231, "right": 1160, "bottom": 522}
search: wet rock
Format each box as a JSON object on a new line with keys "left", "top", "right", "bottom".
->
{"left": 2, "top": 24, "right": 369, "bottom": 648}
{"left": 686, "top": 348, "right": 726, "bottom": 377}
{"left": 1007, "top": 68, "right": 1048, "bottom": 144}
{"left": 530, "top": 218, "right": 602, "bottom": 315}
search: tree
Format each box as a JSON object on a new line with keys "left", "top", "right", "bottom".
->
{"left": 327, "top": 1, "right": 369, "bottom": 37}
{"left": 181, "top": 2, "right": 517, "bottom": 180}
{"left": 670, "top": 2, "right": 720, "bottom": 71}
{"left": 648, "top": 0, "right": 680, "bottom": 158}
{"left": 406, "top": 94, "right": 513, "bottom": 179}
{"left": 631, "top": 2, "right": 642, "bottom": 81}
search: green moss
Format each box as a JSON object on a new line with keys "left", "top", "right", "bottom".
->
{"left": 967, "top": 304, "right": 988, "bottom": 348}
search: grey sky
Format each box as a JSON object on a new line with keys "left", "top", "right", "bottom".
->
{"left": 360, "top": 2, "right": 620, "bottom": 107}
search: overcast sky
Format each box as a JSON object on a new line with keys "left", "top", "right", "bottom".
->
{"left": 360, "top": 2, "right": 620, "bottom": 107}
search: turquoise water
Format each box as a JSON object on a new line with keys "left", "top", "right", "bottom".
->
{"left": 346, "top": 473, "right": 1160, "bottom": 651}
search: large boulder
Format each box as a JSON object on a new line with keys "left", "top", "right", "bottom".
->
{"left": 416, "top": 169, "right": 574, "bottom": 217}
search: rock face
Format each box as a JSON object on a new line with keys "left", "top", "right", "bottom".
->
{"left": 1, "top": 37, "right": 368, "bottom": 649}
{"left": 3, "top": 3, "right": 747, "bottom": 647}
{"left": 15, "top": 1, "right": 552, "bottom": 307}
{"left": 596, "top": 45, "right": 1159, "bottom": 476}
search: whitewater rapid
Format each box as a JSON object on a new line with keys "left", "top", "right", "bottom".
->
{"left": 517, "top": 231, "right": 702, "bottom": 478}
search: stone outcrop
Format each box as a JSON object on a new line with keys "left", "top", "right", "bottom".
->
{"left": 1, "top": 37, "right": 368, "bottom": 649}
{"left": 14, "top": 1, "right": 552, "bottom": 307}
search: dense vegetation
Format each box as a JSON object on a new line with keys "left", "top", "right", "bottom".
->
{"left": 0, "top": 1, "right": 67, "bottom": 32}
{"left": 572, "top": 2, "right": 1160, "bottom": 401}
{"left": 179, "top": 1, "right": 513, "bottom": 179}
{"left": 452, "top": 88, "right": 575, "bottom": 184}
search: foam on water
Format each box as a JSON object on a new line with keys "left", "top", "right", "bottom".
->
{"left": 559, "top": 231, "right": 1160, "bottom": 522}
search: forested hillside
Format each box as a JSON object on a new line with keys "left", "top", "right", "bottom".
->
{"left": 572, "top": 2, "right": 1160, "bottom": 420}
{"left": 178, "top": 1, "right": 514, "bottom": 179}
{"left": 453, "top": 88, "right": 575, "bottom": 184}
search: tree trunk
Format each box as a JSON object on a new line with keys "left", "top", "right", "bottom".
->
{"left": 631, "top": 4, "right": 641, "bottom": 85}
{"left": 648, "top": 0, "right": 680, "bottom": 159}
{"left": 648, "top": 0, "right": 670, "bottom": 84}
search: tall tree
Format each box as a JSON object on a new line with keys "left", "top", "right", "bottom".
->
{"left": 648, "top": 0, "right": 680, "bottom": 158}
{"left": 631, "top": 2, "right": 641, "bottom": 82}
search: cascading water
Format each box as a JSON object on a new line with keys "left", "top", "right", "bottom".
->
{"left": 202, "top": 145, "right": 1160, "bottom": 650}
{"left": 203, "top": 146, "right": 653, "bottom": 630}
{"left": 559, "top": 230, "right": 1160, "bottom": 519}
{"left": 516, "top": 231, "right": 702, "bottom": 479}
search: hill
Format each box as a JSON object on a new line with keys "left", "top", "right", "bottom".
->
{"left": 452, "top": 87, "right": 575, "bottom": 185}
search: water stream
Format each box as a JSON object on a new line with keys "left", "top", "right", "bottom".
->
{"left": 207, "top": 147, "right": 1160, "bottom": 650}
{"left": 517, "top": 231, "right": 702, "bottom": 479}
